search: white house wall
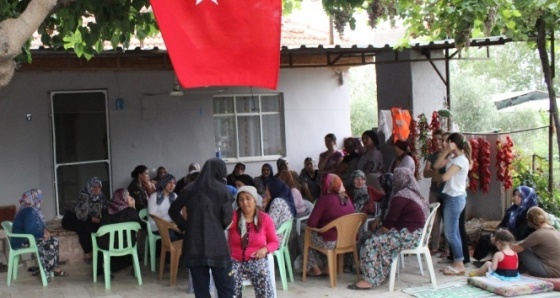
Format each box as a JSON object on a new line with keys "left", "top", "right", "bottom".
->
{"left": 0, "top": 68, "right": 351, "bottom": 220}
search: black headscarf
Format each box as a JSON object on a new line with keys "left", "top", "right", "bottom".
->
{"left": 235, "top": 174, "right": 256, "bottom": 187}
{"left": 266, "top": 178, "right": 296, "bottom": 217}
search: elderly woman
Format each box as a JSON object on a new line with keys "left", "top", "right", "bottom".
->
{"left": 299, "top": 157, "right": 321, "bottom": 203}
{"left": 306, "top": 174, "right": 355, "bottom": 277}
{"left": 390, "top": 140, "right": 419, "bottom": 180}
{"left": 148, "top": 174, "right": 181, "bottom": 239}
{"left": 62, "top": 177, "right": 107, "bottom": 263}
{"left": 347, "top": 170, "right": 383, "bottom": 216}
{"left": 348, "top": 167, "right": 428, "bottom": 290}
{"left": 228, "top": 186, "right": 279, "bottom": 297}
{"left": 128, "top": 165, "right": 155, "bottom": 211}
{"left": 253, "top": 163, "right": 274, "bottom": 196}
{"left": 13, "top": 189, "right": 67, "bottom": 280}
{"left": 513, "top": 207, "right": 560, "bottom": 278}
{"left": 318, "top": 133, "right": 344, "bottom": 175}
{"left": 97, "top": 188, "right": 142, "bottom": 273}
{"left": 278, "top": 170, "right": 307, "bottom": 216}
{"left": 169, "top": 158, "right": 234, "bottom": 297}
{"left": 473, "top": 186, "right": 537, "bottom": 265}
{"left": 264, "top": 178, "right": 296, "bottom": 243}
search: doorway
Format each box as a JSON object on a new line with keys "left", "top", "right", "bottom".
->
{"left": 50, "top": 90, "right": 111, "bottom": 215}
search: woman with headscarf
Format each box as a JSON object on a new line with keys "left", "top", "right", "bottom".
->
{"left": 357, "top": 130, "right": 384, "bottom": 175}
{"left": 148, "top": 174, "right": 181, "bottom": 240}
{"left": 264, "top": 178, "right": 296, "bottom": 244}
{"left": 299, "top": 157, "right": 321, "bottom": 203}
{"left": 348, "top": 167, "right": 428, "bottom": 290}
{"left": 347, "top": 170, "right": 383, "bottom": 216}
{"left": 128, "top": 165, "right": 155, "bottom": 211}
{"left": 168, "top": 158, "right": 235, "bottom": 297}
{"left": 253, "top": 163, "right": 273, "bottom": 196}
{"left": 13, "top": 189, "right": 67, "bottom": 280}
{"left": 233, "top": 174, "right": 263, "bottom": 209}
{"left": 336, "top": 137, "right": 363, "bottom": 190}
{"left": 152, "top": 166, "right": 168, "bottom": 183}
{"left": 62, "top": 177, "right": 107, "bottom": 263}
{"left": 226, "top": 162, "right": 246, "bottom": 187}
{"left": 97, "top": 188, "right": 142, "bottom": 273}
{"left": 473, "top": 186, "right": 538, "bottom": 265}
{"left": 228, "top": 186, "right": 278, "bottom": 297}
{"left": 305, "top": 174, "right": 355, "bottom": 276}
{"left": 390, "top": 139, "right": 419, "bottom": 180}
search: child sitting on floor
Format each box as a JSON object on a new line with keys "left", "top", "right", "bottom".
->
{"left": 470, "top": 229, "right": 519, "bottom": 280}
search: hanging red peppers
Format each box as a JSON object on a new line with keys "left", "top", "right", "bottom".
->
{"left": 468, "top": 138, "right": 480, "bottom": 192}
{"left": 495, "top": 135, "right": 514, "bottom": 190}
{"left": 417, "top": 114, "right": 431, "bottom": 159}
{"left": 479, "top": 138, "right": 492, "bottom": 193}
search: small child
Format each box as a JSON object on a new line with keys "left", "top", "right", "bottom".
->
{"left": 469, "top": 229, "right": 519, "bottom": 280}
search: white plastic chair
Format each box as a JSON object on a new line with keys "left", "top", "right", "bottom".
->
{"left": 241, "top": 254, "right": 277, "bottom": 298}
{"left": 295, "top": 200, "right": 314, "bottom": 235}
{"left": 388, "top": 202, "right": 440, "bottom": 292}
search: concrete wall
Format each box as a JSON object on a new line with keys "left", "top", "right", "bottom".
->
{"left": 0, "top": 68, "right": 351, "bottom": 220}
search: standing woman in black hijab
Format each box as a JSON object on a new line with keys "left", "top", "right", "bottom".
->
{"left": 169, "top": 158, "right": 234, "bottom": 298}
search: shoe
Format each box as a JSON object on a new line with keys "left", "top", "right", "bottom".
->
{"left": 347, "top": 282, "right": 373, "bottom": 290}
{"left": 27, "top": 266, "right": 39, "bottom": 273}
{"left": 54, "top": 270, "right": 68, "bottom": 277}
{"left": 473, "top": 261, "right": 484, "bottom": 268}
{"left": 441, "top": 266, "right": 465, "bottom": 276}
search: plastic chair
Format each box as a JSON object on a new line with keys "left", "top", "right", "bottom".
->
{"left": 138, "top": 208, "right": 161, "bottom": 272}
{"left": 302, "top": 213, "right": 367, "bottom": 287}
{"left": 1, "top": 221, "right": 49, "bottom": 287}
{"left": 388, "top": 202, "right": 440, "bottom": 292}
{"left": 150, "top": 214, "right": 183, "bottom": 286}
{"left": 273, "top": 219, "right": 294, "bottom": 290}
{"left": 91, "top": 221, "right": 142, "bottom": 289}
{"left": 295, "top": 200, "right": 314, "bottom": 235}
{"left": 242, "top": 253, "right": 277, "bottom": 298}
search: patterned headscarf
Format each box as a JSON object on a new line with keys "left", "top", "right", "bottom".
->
{"left": 81, "top": 177, "right": 105, "bottom": 202}
{"left": 156, "top": 174, "right": 178, "bottom": 205}
{"left": 265, "top": 178, "right": 296, "bottom": 217}
{"left": 390, "top": 167, "right": 429, "bottom": 219}
{"left": 322, "top": 173, "right": 349, "bottom": 205}
{"left": 350, "top": 170, "right": 369, "bottom": 212}
{"left": 508, "top": 186, "right": 538, "bottom": 230}
{"left": 108, "top": 188, "right": 130, "bottom": 215}
{"left": 18, "top": 189, "right": 45, "bottom": 223}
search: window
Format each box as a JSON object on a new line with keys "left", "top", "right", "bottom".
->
{"left": 213, "top": 94, "right": 285, "bottom": 160}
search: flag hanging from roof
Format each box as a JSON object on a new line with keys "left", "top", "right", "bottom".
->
{"left": 150, "top": 0, "right": 282, "bottom": 90}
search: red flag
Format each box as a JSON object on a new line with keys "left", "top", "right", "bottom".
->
{"left": 150, "top": 0, "right": 281, "bottom": 90}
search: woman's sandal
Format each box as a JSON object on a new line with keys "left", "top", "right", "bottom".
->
{"left": 441, "top": 266, "right": 465, "bottom": 276}
{"left": 347, "top": 282, "right": 373, "bottom": 290}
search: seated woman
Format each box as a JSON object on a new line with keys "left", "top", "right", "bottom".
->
{"left": 264, "top": 178, "right": 296, "bottom": 243}
{"left": 347, "top": 170, "right": 383, "bottom": 216}
{"left": 512, "top": 206, "right": 560, "bottom": 278}
{"left": 228, "top": 186, "right": 279, "bottom": 297}
{"left": 97, "top": 188, "right": 142, "bottom": 273}
{"left": 336, "top": 137, "right": 362, "bottom": 190}
{"left": 13, "top": 189, "right": 66, "bottom": 280}
{"left": 473, "top": 186, "right": 537, "bottom": 265}
{"left": 305, "top": 174, "right": 355, "bottom": 276}
{"left": 299, "top": 157, "right": 321, "bottom": 203}
{"left": 348, "top": 167, "right": 428, "bottom": 290}
{"left": 390, "top": 140, "right": 419, "bottom": 180}
{"left": 253, "top": 163, "right": 273, "bottom": 196}
{"left": 148, "top": 174, "right": 181, "bottom": 240}
{"left": 226, "top": 162, "right": 246, "bottom": 186}
{"left": 61, "top": 177, "right": 107, "bottom": 264}
{"left": 233, "top": 174, "right": 262, "bottom": 208}
{"left": 276, "top": 157, "right": 301, "bottom": 191}
{"left": 152, "top": 166, "right": 167, "bottom": 184}
{"left": 278, "top": 169, "right": 307, "bottom": 216}
{"left": 128, "top": 165, "right": 155, "bottom": 211}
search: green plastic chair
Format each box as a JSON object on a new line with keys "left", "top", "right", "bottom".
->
{"left": 1, "top": 221, "right": 49, "bottom": 287}
{"left": 138, "top": 208, "right": 160, "bottom": 272}
{"left": 91, "top": 222, "right": 142, "bottom": 289}
{"left": 274, "top": 219, "right": 294, "bottom": 290}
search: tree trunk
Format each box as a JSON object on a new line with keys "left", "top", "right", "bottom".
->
{"left": 536, "top": 18, "right": 559, "bottom": 161}
{"left": 0, "top": 0, "right": 57, "bottom": 88}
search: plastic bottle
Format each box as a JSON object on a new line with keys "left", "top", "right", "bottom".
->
{"left": 215, "top": 147, "right": 222, "bottom": 158}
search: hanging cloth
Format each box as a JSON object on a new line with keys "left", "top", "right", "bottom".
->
{"left": 378, "top": 110, "right": 393, "bottom": 142}
{"left": 391, "top": 108, "right": 412, "bottom": 142}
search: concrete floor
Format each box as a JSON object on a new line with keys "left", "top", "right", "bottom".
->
{"left": 0, "top": 255, "right": 471, "bottom": 298}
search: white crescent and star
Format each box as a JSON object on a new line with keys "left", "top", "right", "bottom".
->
{"left": 196, "top": 0, "right": 218, "bottom": 5}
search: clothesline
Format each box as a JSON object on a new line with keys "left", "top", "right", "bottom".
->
{"left": 462, "top": 125, "right": 549, "bottom": 136}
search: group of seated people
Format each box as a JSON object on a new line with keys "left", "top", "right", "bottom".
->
{"left": 9, "top": 130, "right": 560, "bottom": 294}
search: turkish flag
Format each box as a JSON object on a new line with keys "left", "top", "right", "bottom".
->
{"left": 150, "top": 0, "right": 282, "bottom": 90}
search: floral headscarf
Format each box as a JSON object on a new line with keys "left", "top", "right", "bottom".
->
{"left": 156, "top": 174, "right": 177, "bottom": 205}
{"left": 350, "top": 170, "right": 369, "bottom": 212}
{"left": 81, "top": 177, "right": 105, "bottom": 202}
{"left": 18, "top": 189, "right": 45, "bottom": 223}
{"left": 508, "top": 186, "right": 538, "bottom": 230}
{"left": 108, "top": 188, "right": 130, "bottom": 215}
{"left": 322, "top": 173, "right": 349, "bottom": 205}
{"left": 390, "top": 168, "right": 429, "bottom": 219}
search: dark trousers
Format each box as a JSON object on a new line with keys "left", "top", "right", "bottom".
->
{"left": 472, "top": 234, "right": 497, "bottom": 261}
{"left": 442, "top": 202, "right": 470, "bottom": 263}
{"left": 189, "top": 265, "right": 235, "bottom": 298}
{"left": 61, "top": 211, "right": 100, "bottom": 254}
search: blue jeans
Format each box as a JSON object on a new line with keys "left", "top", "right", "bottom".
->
{"left": 189, "top": 265, "right": 235, "bottom": 298}
{"left": 442, "top": 193, "right": 466, "bottom": 262}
